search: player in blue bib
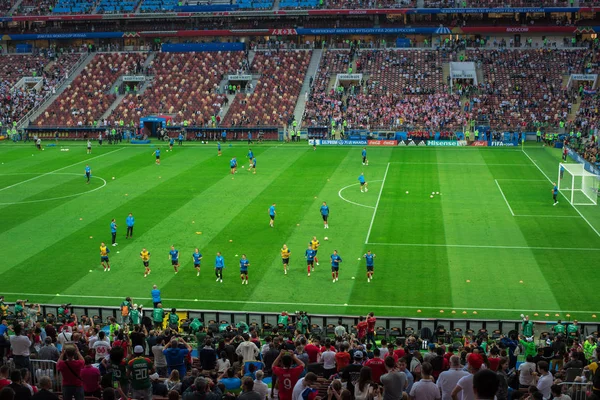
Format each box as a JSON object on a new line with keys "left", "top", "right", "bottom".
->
{"left": 320, "top": 201, "right": 330, "bottom": 229}
{"left": 305, "top": 245, "right": 316, "bottom": 277}
{"left": 230, "top": 158, "right": 237, "bottom": 175}
{"left": 215, "top": 252, "right": 225, "bottom": 282}
{"left": 192, "top": 248, "right": 202, "bottom": 277}
{"left": 169, "top": 137, "right": 174, "bottom": 150}
{"left": 110, "top": 219, "right": 118, "bottom": 246}
{"left": 362, "top": 147, "right": 368, "bottom": 165}
{"left": 169, "top": 246, "right": 179, "bottom": 274}
{"left": 239, "top": 254, "right": 250, "bottom": 285}
{"left": 85, "top": 164, "right": 91, "bottom": 184}
{"left": 248, "top": 157, "right": 257, "bottom": 174}
{"left": 363, "top": 250, "right": 376, "bottom": 282}
{"left": 552, "top": 183, "right": 559, "bottom": 206}
{"left": 248, "top": 149, "right": 254, "bottom": 162}
{"left": 358, "top": 173, "right": 368, "bottom": 192}
{"left": 217, "top": 141, "right": 222, "bottom": 156}
{"left": 330, "top": 250, "right": 342, "bottom": 283}
{"left": 269, "top": 203, "right": 276, "bottom": 228}
{"left": 178, "top": 133, "right": 184, "bottom": 146}
{"left": 155, "top": 148, "right": 161, "bottom": 165}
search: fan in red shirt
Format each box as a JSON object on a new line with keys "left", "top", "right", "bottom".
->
{"left": 0, "top": 365, "right": 10, "bottom": 390}
{"left": 366, "top": 312, "right": 377, "bottom": 348}
{"left": 364, "top": 348, "right": 387, "bottom": 384}
{"left": 272, "top": 351, "right": 305, "bottom": 400}
{"left": 356, "top": 317, "right": 368, "bottom": 340}
{"left": 335, "top": 343, "right": 351, "bottom": 372}
{"left": 304, "top": 339, "right": 321, "bottom": 364}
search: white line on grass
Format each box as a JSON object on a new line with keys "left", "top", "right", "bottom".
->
{"left": 365, "top": 163, "right": 390, "bottom": 244}
{"left": 0, "top": 291, "right": 596, "bottom": 314}
{"left": 514, "top": 214, "right": 580, "bottom": 218}
{"left": 495, "top": 179, "right": 515, "bottom": 216}
{"left": 389, "top": 162, "right": 534, "bottom": 166}
{"left": 337, "top": 180, "right": 383, "bottom": 210}
{"left": 495, "top": 179, "right": 548, "bottom": 182}
{"left": 0, "top": 147, "right": 125, "bottom": 193}
{"left": 366, "top": 242, "right": 600, "bottom": 251}
{"left": 521, "top": 149, "right": 600, "bottom": 238}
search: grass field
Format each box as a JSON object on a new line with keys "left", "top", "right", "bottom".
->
{"left": 1, "top": 141, "right": 599, "bottom": 322}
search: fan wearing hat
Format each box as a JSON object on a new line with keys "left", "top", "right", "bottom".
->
{"left": 341, "top": 352, "right": 365, "bottom": 395}
{"left": 450, "top": 352, "right": 484, "bottom": 400}
{"left": 128, "top": 345, "right": 154, "bottom": 400}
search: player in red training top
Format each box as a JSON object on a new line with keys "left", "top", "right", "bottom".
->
{"left": 356, "top": 316, "right": 368, "bottom": 341}
{"left": 366, "top": 312, "right": 377, "bottom": 348}
{"left": 272, "top": 351, "right": 305, "bottom": 400}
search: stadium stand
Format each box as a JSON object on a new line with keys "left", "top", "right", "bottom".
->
{"left": 0, "top": 52, "right": 83, "bottom": 127}
{"left": 109, "top": 51, "right": 246, "bottom": 126}
{"left": 52, "top": 0, "right": 97, "bottom": 14}
{"left": 223, "top": 50, "right": 311, "bottom": 127}
{"left": 97, "top": 0, "right": 137, "bottom": 13}
{"left": 304, "top": 49, "right": 462, "bottom": 130}
{"left": 34, "top": 53, "right": 147, "bottom": 127}
{"left": 139, "top": 0, "right": 179, "bottom": 12}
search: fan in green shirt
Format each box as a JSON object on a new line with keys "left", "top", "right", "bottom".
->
{"left": 567, "top": 321, "right": 580, "bottom": 337}
{"left": 152, "top": 304, "right": 165, "bottom": 329}
{"left": 128, "top": 346, "right": 154, "bottom": 398}
{"left": 168, "top": 308, "right": 179, "bottom": 329}
{"left": 553, "top": 321, "right": 566, "bottom": 335}
{"left": 521, "top": 315, "right": 534, "bottom": 337}
{"left": 130, "top": 305, "right": 141, "bottom": 326}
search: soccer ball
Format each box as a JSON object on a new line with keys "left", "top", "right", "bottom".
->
{"left": 112, "top": 177, "right": 115, "bottom": 180}
{"left": 324, "top": 237, "right": 328, "bottom": 241}
{"left": 242, "top": 165, "right": 245, "bottom": 168}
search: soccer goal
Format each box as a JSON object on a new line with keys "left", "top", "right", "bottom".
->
{"left": 558, "top": 163, "right": 600, "bottom": 206}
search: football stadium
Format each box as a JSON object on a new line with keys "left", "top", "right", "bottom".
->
{"left": 1, "top": 1, "right": 600, "bottom": 398}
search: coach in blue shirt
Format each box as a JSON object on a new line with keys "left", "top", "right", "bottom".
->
{"left": 151, "top": 285, "right": 161, "bottom": 308}
{"left": 126, "top": 213, "right": 135, "bottom": 239}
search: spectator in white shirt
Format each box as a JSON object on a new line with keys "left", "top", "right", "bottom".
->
{"left": 409, "top": 362, "right": 440, "bottom": 400}
{"left": 236, "top": 334, "right": 260, "bottom": 361}
{"left": 253, "top": 370, "right": 269, "bottom": 400}
{"left": 152, "top": 336, "right": 168, "bottom": 377}
{"left": 217, "top": 351, "right": 231, "bottom": 373}
{"left": 451, "top": 352, "right": 484, "bottom": 400}
{"left": 437, "top": 356, "right": 469, "bottom": 400}
{"left": 550, "top": 384, "right": 571, "bottom": 400}
{"left": 535, "top": 361, "right": 553, "bottom": 400}
{"left": 334, "top": 321, "right": 347, "bottom": 338}
{"left": 92, "top": 331, "right": 111, "bottom": 362}
{"left": 321, "top": 340, "right": 337, "bottom": 379}
{"left": 472, "top": 369, "right": 499, "bottom": 400}
{"left": 10, "top": 325, "right": 31, "bottom": 369}
{"left": 57, "top": 327, "right": 72, "bottom": 347}
{"left": 518, "top": 356, "right": 537, "bottom": 388}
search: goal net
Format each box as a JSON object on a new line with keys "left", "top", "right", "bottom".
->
{"left": 558, "top": 163, "right": 600, "bottom": 206}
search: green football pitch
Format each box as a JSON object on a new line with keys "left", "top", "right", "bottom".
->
{"left": 1, "top": 141, "right": 599, "bottom": 322}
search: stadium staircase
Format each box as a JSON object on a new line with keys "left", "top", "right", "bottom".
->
{"left": 442, "top": 63, "right": 450, "bottom": 92}
{"left": 272, "top": 0, "right": 280, "bottom": 10}
{"left": 8, "top": 0, "right": 24, "bottom": 15}
{"left": 100, "top": 52, "right": 156, "bottom": 121}
{"left": 292, "top": 48, "right": 322, "bottom": 126}
{"left": 17, "top": 52, "right": 96, "bottom": 129}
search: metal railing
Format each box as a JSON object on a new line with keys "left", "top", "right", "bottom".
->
{"left": 31, "top": 359, "right": 62, "bottom": 393}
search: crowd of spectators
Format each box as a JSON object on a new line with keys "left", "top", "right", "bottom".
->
{"left": 0, "top": 52, "right": 83, "bottom": 128}
{"left": 1, "top": 299, "right": 600, "bottom": 400}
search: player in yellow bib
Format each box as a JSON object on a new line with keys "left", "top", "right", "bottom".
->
{"left": 310, "top": 236, "right": 320, "bottom": 266}
{"left": 100, "top": 242, "right": 110, "bottom": 272}
{"left": 140, "top": 248, "right": 151, "bottom": 278}
{"left": 281, "top": 245, "right": 291, "bottom": 275}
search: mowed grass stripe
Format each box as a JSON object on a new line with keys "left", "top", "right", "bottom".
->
{"left": 0, "top": 148, "right": 164, "bottom": 235}
{"left": 354, "top": 149, "right": 454, "bottom": 310}
{"left": 49, "top": 146, "right": 310, "bottom": 307}
{"left": 438, "top": 149, "right": 560, "bottom": 312}
{"left": 516, "top": 146, "right": 600, "bottom": 316}
{"left": 0, "top": 146, "right": 222, "bottom": 283}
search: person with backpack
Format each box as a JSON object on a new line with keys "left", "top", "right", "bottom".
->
{"left": 57, "top": 345, "right": 85, "bottom": 400}
{"left": 120, "top": 298, "right": 132, "bottom": 326}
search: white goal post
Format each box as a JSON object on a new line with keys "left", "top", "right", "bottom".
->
{"left": 558, "top": 163, "right": 600, "bottom": 206}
